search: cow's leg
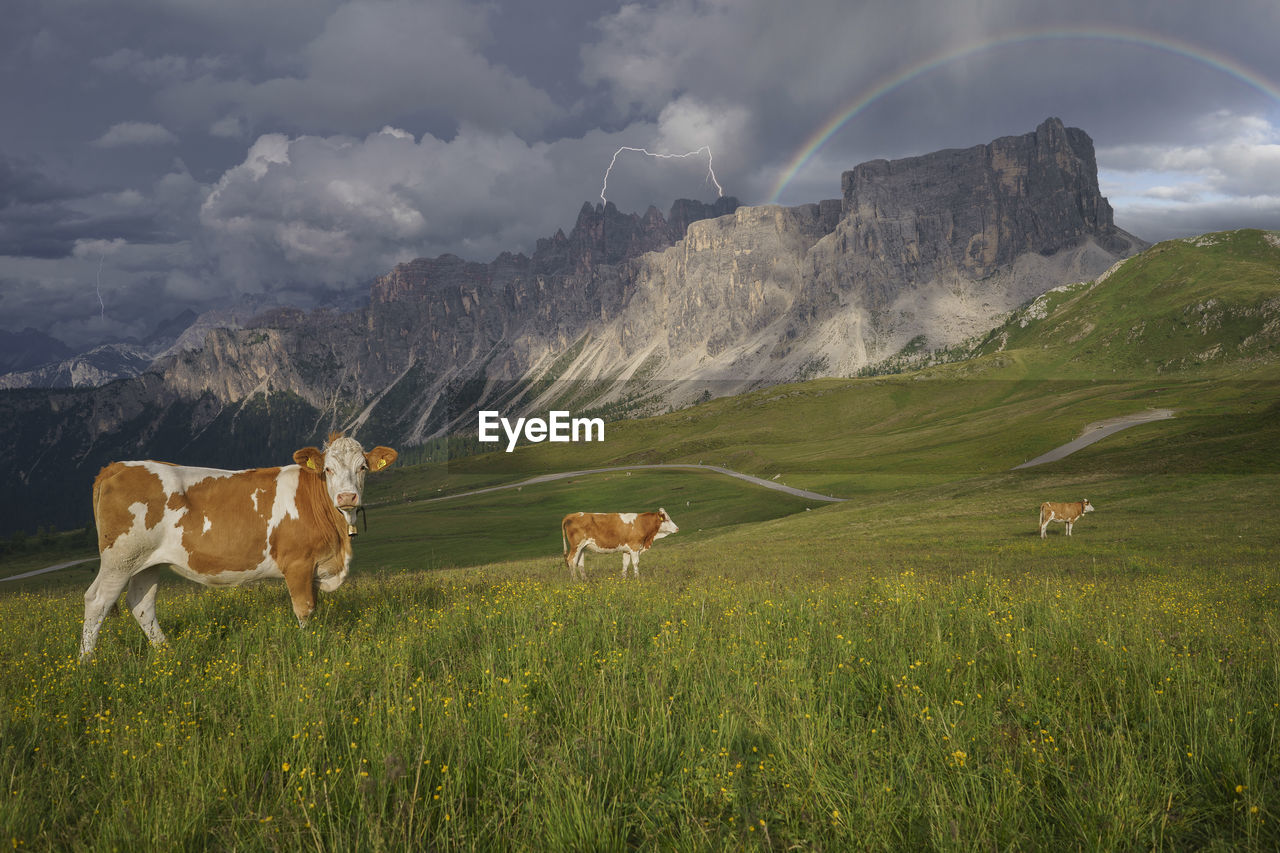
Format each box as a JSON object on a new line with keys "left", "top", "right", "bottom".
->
{"left": 126, "top": 565, "right": 169, "bottom": 648}
{"left": 1065, "top": 521, "right": 1073, "bottom": 536}
{"left": 80, "top": 562, "right": 133, "bottom": 663}
{"left": 284, "top": 566, "right": 318, "bottom": 626}
{"left": 567, "top": 540, "right": 586, "bottom": 580}
{"left": 630, "top": 549, "right": 641, "bottom": 579}
{"left": 574, "top": 545, "right": 588, "bottom": 580}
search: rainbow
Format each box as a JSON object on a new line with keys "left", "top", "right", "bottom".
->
{"left": 767, "top": 27, "right": 1280, "bottom": 204}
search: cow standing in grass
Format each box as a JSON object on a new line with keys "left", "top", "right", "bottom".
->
{"left": 80, "top": 434, "right": 397, "bottom": 662}
{"left": 1039, "top": 499, "right": 1094, "bottom": 538}
{"left": 561, "top": 509, "right": 678, "bottom": 579}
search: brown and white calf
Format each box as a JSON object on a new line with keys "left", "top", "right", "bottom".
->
{"left": 561, "top": 509, "right": 678, "bottom": 579}
{"left": 1038, "top": 498, "right": 1094, "bottom": 538}
{"left": 80, "top": 434, "right": 397, "bottom": 662}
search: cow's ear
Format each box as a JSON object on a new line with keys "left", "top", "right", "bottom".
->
{"left": 293, "top": 447, "right": 324, "bottom": 473}
{"left": 365, "top": 446, "right": 398, "bottom": 472}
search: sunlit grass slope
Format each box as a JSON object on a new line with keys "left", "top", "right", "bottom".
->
{"left": 971, "top": 229, "right": 1280, "bottom": 379}
{"left": 358, "top": 467, "right": 816, "bottom": 572}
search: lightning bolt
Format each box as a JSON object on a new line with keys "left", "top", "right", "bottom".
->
{"left": 600, "top": 145, "right": 723, "bottom": 204}
{"left": 95, "top": 252, "right": 106, "bottom": 322}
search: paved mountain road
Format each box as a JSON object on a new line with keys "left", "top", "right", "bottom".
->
{"left": 1013, "top": 409, "right": 1176, "bottom": 469}
{"left": 418, "top": 463, "right": 848, "bottom": 504}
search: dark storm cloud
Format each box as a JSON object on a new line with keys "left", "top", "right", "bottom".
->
{"left": 0, "top": 154, "right": 202, "bottom": 260}
{"left": 1, "top": 0, "right": 1278, "bottom": 348}
{"left": 0, "top": 155, "right": 78, "bottom": 208}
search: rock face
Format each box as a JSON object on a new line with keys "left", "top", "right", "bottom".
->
{"left": 0, "top": 119, "right": 1144, "bottom": 535}
{"left": 839, "top": 118, "right": 1125, "bottom": 277}
{"left": 526, "top": 118, "right": 1141, "bottom": 397}
{"left": 785, "top": 118, "right": 1142, "bottom": 377}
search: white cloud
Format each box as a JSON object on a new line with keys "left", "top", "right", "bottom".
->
{"left": 1100, "top": 111, "right": 1280, "bottom": 193}
{"left": 71, "top": 238, "right": 127, "bottom": 259}
{"left": 654, "top": 97, "right": 750, "bottom": 157}
{"left": 93, "top": 121, "right": 179, "bottom": 147}
{"left": 1141, "top": 184, "right": 1209, "bottom": 203}
{"left": 193, "top": 112, "right": 752, "bottom": 296}
{"left": 197, "top": 125, "right": 609, "bottom": 292}
{"left": 1099, "top": 111, "right": 1280, "bottom": 238}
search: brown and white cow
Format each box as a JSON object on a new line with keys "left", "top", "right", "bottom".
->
{"left": 1038, "top": 498, "right": 1094, "bottom": 538}
{"left": 561, "top": 509, "right": 678, "bottom": 579}
{"left": 79, "top": 433, "right": 397, "bottom": 662}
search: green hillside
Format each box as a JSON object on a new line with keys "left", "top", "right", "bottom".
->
{"left": 970, "top": 228, "right": 1280, "bottom": 378}
{"left": 357, "top": 468, "right": 816, "bottom": 572}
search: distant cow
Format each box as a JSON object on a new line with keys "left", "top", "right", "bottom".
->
{"left": 80, "top": 434, "right": 397, "bottom": 662}
{"left": 1039, "top": 499, "right": 1094, "bottom": 538}
{"left": 561, "top": 509, "right": 678, "bottom": 579}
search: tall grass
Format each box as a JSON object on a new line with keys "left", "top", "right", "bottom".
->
{"left": 3, "top": 548, "right": 1277, "bottom": 850}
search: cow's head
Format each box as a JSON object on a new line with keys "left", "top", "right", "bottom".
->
{"left": 654, "top": 507, "right": 679, "bottom": 539}
{"left": 293, "top": 434, "right": 398, "bottom": 521}
{"left": 1081, "top": 498, "right": 1094, "bottom": 512}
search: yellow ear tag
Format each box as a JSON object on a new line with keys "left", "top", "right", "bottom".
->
{"left": 308, "top": 458, "right": 318, "bottom": 470}
{"left": 378, "top": 459, "right": 387, "bottom": 470}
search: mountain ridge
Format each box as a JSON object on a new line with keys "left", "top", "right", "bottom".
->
{"left": 0, "top": 118, "right": 1156, "bottom": 535}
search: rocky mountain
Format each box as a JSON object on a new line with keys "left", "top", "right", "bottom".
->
{"left": 0, "top": 342, "right": 158, "bottom": 390}
{"left": 0, "top": 309, "right": 208, "bottom": 391}
{"left": 0, "top": 118, "right": 1145, "bottom": 535}
{"left": 0, "top": 328, "right": 72, "bottom": 374}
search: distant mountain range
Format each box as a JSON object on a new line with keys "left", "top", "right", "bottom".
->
{"left": 0, "top": 328, "right": 74, "bottom": 375}
{"left": 0, "top": 117, "right": 1157, "bottom": 535}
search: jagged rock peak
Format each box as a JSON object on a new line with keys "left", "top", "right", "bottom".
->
{"left": 538, "top": 196, "right": 740, "bottom": 275}
{"left": 839, "top": 117, "right": 1134, "bottom": 277}
{"left": 371, "top": 253, "right": 496, "bottom": 303}
{"left": 370, "top": 195, "right": 742, "bottom": 303}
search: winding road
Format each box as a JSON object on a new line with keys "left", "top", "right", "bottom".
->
{"left": 420, "top": 463, "right": 848, "bottom": 504}
{"left": 0, "top": 557, "right": 95, "bottom": 583}
{"left": 1012, "top": 409, "right": 1175, "bottom": 469}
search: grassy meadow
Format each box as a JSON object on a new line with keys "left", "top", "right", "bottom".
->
{"left": 2, "top": 468, "right": 1278, "bottom": 850}
{"left": 2, "top": 231, "right": 1280, "bottom": 849}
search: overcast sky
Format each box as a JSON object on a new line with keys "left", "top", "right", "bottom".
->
{"left": 2, "top": 0, "right": 1278, "bottom": 347}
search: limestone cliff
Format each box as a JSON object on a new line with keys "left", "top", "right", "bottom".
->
{"left": 533, "top": 118, "right": 1141, "bottom": 404}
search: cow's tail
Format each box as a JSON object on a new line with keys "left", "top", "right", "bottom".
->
{"left": 561, "top": 517, "right": 572, "bottom": 568}
{"left": 90, "top": 465, "right": 115, "bottom": 554}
